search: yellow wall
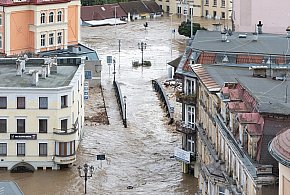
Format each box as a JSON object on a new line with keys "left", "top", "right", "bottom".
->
{"left": 10, "top": 10, "right": 34, "bottom": 55}
{"left": 67, "top": 5, "right": 78, "bottom": 45}
{"left": 279, "top": 163, "right": 290, "bottom": 195}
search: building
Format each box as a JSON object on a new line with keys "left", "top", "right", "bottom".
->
{"left": 269, "top": 129, "right": 290, "bottom": 195}
{"left": 233, "top": 0, "right": 290, "bottom": 34}
{"left": 0, "top": 181, "right": 23, "bottom": 194}
{"left": 0, "top": 56, "right": 85, "bottom": 171}
{"left": 173, "top": 30, "right": 290, "bottom": 194}
{"left": 155, "top": 0, "right": 232, "bottom": 20}
{"left": 0, "top": 0, "right": 80, "bottom": 56}
{"left": 119, "top": 1, "right": 151, "bottom": 21}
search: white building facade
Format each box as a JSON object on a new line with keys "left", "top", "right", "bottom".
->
{"left": 0, "top": 57, "right": 84, "bottom": 171}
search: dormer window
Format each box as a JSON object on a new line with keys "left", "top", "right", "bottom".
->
{"left": 49, "top": 12, "right": 54, "bottom": 23}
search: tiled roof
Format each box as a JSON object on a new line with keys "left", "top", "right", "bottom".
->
{"left": 237, "top": 113, "right": 260, "bottom": 124}
{"left": 236, "top": 55, "right": 263, "bottom": 64}
{"left": 269, "top": 129, "right": 290, "bottom": 168}
{"left": 191, "top": 64, "right": 220, "bottom": 91}
{"left": 197, "top": 52, "right": 216, "bottom": 64}
{"left": 228, "top": 102, "right": 251, "bottom": 112}
{"left": 142, "top": 0, "right": 163, "bottom": 13}
{"left": 119, "top": 1, "right": 150, "bottom": 14}
{"left": 81, "top": 4, "right": 127, "bottom": 21}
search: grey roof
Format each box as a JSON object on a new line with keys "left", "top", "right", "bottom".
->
{"left": 0, "top": 64, "right": 78, "bottom": 88}
{"left": 0, "top": 181, "right": 23, "bottom": 195}
{"left": 192, "top": 30, "right": 290, "bottom": 55}
{"left": 203, "top": 64, "right": 290, "bottom": 115}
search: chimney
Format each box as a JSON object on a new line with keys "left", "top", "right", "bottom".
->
{"left": 16, "top": 59, "right": 25, "bottom": 76}
{"left": 286, "top": 26, "right": 290, "bottom": 38}
{"left": 31, "top": 70, "right": 39, "bottom": 86}
{"left": 41, "top": 65, "right": 47, "bottom": 79}
{"left": 252, "top": 32, "right": 258, "bottom": 41}
{"left": 50, "top": 56, "right": 58, "bottom": 74}
{"left": 221, "top": 31, "right": 228, "bottom": 42}
{"left": 257, "top": 21, "right": 263, "bottom": 34}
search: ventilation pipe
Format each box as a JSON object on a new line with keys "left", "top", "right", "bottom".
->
{"left": 32, "top": 70, "right": 39, "bottom": 86}
{"left": 257, "top": 21, "right": 263, "bottom": 34}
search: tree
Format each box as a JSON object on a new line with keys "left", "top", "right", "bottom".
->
{"left": 178, "top": 20, "right": 207, "bottom": 38}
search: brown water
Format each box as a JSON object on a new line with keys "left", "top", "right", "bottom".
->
{"left": 0, "top": 15, "right": 227, "bottom": 194}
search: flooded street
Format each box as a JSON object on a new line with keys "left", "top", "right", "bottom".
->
{"left": 0, "top": 15, "right": 225, "bottom": 194}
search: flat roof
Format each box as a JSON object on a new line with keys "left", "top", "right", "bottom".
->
{"left": 0, "top": 181, "right": 23, "bottom": 195}
{"left": 0, "top": 64, "right": 78, "bottom": 88}
{"left": 202, "top": 64, "right": 290, "bottom": 115}
{"left": 192, "top": 30, "right": 290, "bottom": 55}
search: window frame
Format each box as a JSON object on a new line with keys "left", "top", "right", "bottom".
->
{"left": 0, "top": 97, "right": 7, "bottom": 109}
{"left": 40, "top": 13, "right": 46, "bottom": 24}
{"left": 17, "top": 143, "right": 25, "bottom": 156}
{"left": 39, "top": 97, "right": 48, "bottom": 109}
{"left": 57, "top": 10, "right": 62, "bottom": 22}
{"left": 0, "top": 119, "right": 7, "bottom": 133}
{"left": 57, "top": 32, "right": 62, "bottom": 44}
{"left": 49, "top": 11, "right": 54, "bottom": 23}
{"left": 39, "top": 143, "right": 48, "bottom": 156}
{"left": 0, "top": 143, "right": 7, "bottom": 156}
{"left": 49, "top": 33, "right": 54, "bottom": 45}
{"left": 17, "top": 119, "right": 25, "bottom": 133}
{"left": 41, "top": 34, "right": 46, "bottom": 47}
{"left": 61, "top": 119, "right": 67, "bottom": 131}
{"left": 39, "top": 119, "right": 47, "bottom": 133}
{"left": 61, "top": 95, "right": 68, "bottom": 108}
{"left": 17, "top": 97, "right": 25, "bottom": 109}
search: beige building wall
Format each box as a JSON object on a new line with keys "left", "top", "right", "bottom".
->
{"left": 279, "top": 163, "right": 290, "bottom": 195}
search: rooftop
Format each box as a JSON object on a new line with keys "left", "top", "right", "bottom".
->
{"left": 0, "top": 58, "right": 79, "bottom": 88}
{"left": 200, "top": 64, "right": 290, "bottom": 115}
{"left": 192, "top": 30, "right": 290, "bottom": 55}
{"left": 0, "top": 181, "right": 23, "bottom": 195}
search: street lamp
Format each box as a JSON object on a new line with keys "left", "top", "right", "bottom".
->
{"left": 113, "top": 58, "right": 116, "bottom": 82}
{"left": 78, "top": 164, "right": 94, "bottom": 194}
{"left": 123, "top": 95, "right": 127, "bottom": 128}
{"left": 138, "top": 42, "right": 147, "bottom": 66}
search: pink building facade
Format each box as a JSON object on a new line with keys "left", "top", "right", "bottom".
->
{"left": 233, "top": 0, "right": 290, "bottom": 34}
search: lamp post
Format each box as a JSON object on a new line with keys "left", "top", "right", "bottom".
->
{"left": 138, "top": 42, "right": 147, "bottom": 66}
{"left": 123, "top": 95, "right": 127, "bottom": 128}
{"left": 78, "top": 164, "right": 94, "bottom": 194}
{"left": 113, "top": 58, "right": 116, "bottom": 82}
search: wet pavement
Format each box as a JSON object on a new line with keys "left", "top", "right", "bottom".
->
{"left": 0, "top": 15, "right": 227, "bottom": 194}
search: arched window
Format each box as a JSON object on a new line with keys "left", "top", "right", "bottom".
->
{"left": 40, "top": 13, "right": 45, "bottom": 24}
{"left": 49, "top": 12, "right": 54, "bottom": 23}
{"left": 57, "top": 11, "right": 62, "bottom": 22}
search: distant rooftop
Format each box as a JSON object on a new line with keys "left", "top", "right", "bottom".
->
{"left": 0, "top": 181, "right": 23, "bottom": 195}
{"left": 198, "top": 63, "right": 290, "bottom": 115}
{"left": 192, "top": 30, "right": 290, "bottom": 56}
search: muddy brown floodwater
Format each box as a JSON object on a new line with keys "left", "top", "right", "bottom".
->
{"left": 0, "top": 15, "right": 228, "bottom": 194}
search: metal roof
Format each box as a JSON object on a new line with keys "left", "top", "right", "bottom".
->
{"left": 0, "top": 181, "right": 23, "bottom": 195}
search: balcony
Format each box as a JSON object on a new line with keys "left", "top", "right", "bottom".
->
{"left": 176, "top": 91, "right": 197, "bottom": 105}
{"left": 176, "top": 120, "right": 196, "bottom": 134}
{"left": 53, "top": 127, "right": 78, "bottom": 142}
{"left": 54, "top": 154, "right": 76, "bottom": 164}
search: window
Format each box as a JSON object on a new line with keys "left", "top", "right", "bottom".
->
{"left": 185, "top": 79, "right": 195, "bottom": 95}
{"left": 17, "top": 119, "right": 25, "bottom": 133}
{"left": 177, "top": 6, "right": 181, "bottom": 14}
{"left": 39, "top": 143, "right": 47, "bottom": 156}
{"left": 39, "top": 97, "right": 48, "bottom": 109}
{"left": 41, "top": 34, "right": 46, "bottom": 47}
{"left": 61, "top": 95, "right": 68, "bottom": 108}
{"left": 57, "top": 32, "right": 62, "bottom": 44}
{"left": 186, "top": 105, "right": 195, "bottom": 127}
{"left": 0, "top": 143, "right": 7, "bottom": 156}
{"left": 17, "top": 143, "right": 25, "bottom": 156}
{"left": 221, "top": 0, "right": 225, "bottom": 7}
{"left": 17, "top": 97, "right": 25, "bottom": 109}
{"left": 213, "top": 11, "right": 217, "bottom": 18}
{"left": 0, "top": 14, "right": 2, "bottom": 26}
{"left": 221, "top": 12, "right": 225, "bottom": 19}
{"left": 57, "top": 11, "right": 62, "bottom": 22}
{"left": 0, "top": 97, "right": 7, "bottom": 109}
{"left": 0, "top": 119, "right": 7, "bottom": 133}
{"left": 205, "top": 0, "right": 209, "bottom": 5}
{"left": 49, "top": 33, "right": 54, "bottom": 45}
{"left": 213, "top": 0, "right": 217, "bottom": 6}
{"left": 219, "top": 186, "right": 226, "bottom": 195}
{"left": 61, "top": 119, "right": 67, "bottom": 131}
{"left": 41, "top": 13, "right": 45, "bottom": 24}
{"left": 39, "top": 119, "right": 47, "bottom": 133}
{"left": 205, "top": 10, "right": 209, "bottom": 17}
{"left": 187, "top": 136, "right": 195, "bottom": 153}
{"left": 85, "top": 70, "right": 92, "bottom": 80}
{"left": 49, "top": 12, "right": 54, "bottom": 23}
{"left": 55, "top": 141, "right": 75, "bottom": 156}
{"left": 0, "top": 34, "right": 2, "bottom": 49}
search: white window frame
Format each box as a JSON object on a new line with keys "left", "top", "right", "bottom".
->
{"left": 0, "top": 14, "right": 2, "bottom": 26}
{"left": 57, "top": 32, "right": 62, "bottom": 44}
{"left": 0, "top": 34, "right": 3, "bottom": 49}
{"left": 49, "top": 33, "right": 54, "bottom": 45}
{"left": 184, "top": 77, "right": 196, "bottom": 95}
{"left": 38, "top": 142, "right": 48, "bottom": 156}
{"left": 49, "top": 11, "right": 54, "bottom": 23}
{"left": 16, "top": 142, "right": 26, "bottom": 156}
{"left": 185, "top": 105, "right": 195, "bottom": 126}
{"left": 41, "top": 34, "right": 46, "bottom": 47}
{"left": 0, "top": 142, "right": 7, "bottom": 156}
{"left": 40, "top": 13, "right": 46, "bottom": 24}
{"left": 57, "top": 10, "right": 62, "bottom": 22}
{"left": 187, "top": 135, "right": 195, "bottom": 153}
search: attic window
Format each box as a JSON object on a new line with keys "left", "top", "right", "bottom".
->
{"left": 101, "top": 7, "right": 105, "bottom": 11}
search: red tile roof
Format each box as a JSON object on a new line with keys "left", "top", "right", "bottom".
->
{"left": 228, "top": 102, "right": 251, "bottom": 112}
{"left": 236, "top": 55, "right": 263, "bottom": 64}
{"left": 197, "top": 52, "right": 216, "bottom": 64}
{"left": 269, "top": 129, "right": 290, "bottom": 165}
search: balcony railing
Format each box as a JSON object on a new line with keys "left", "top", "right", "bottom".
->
{"left": 53, "top": 127, "right": 77, "bottom": 135}
{"left": 176, "top": 120, "right": 196, "bottom": 134}
{"left": 176, "top": 91, "right": 197, "bottom": 105}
